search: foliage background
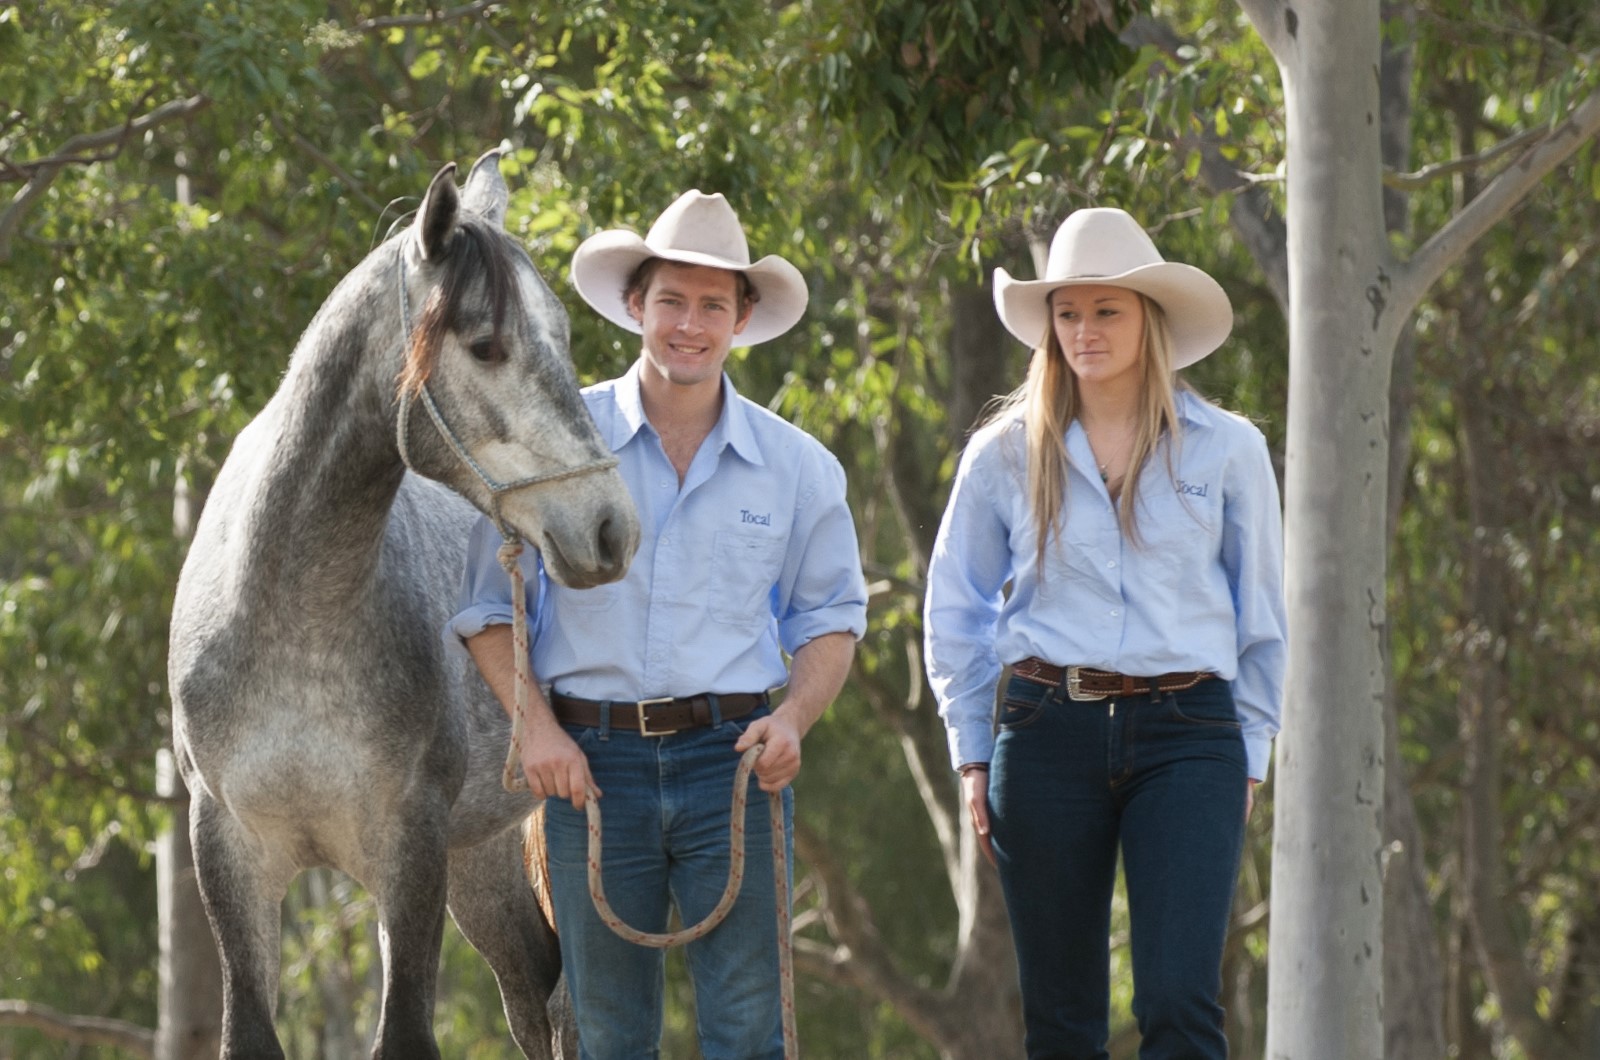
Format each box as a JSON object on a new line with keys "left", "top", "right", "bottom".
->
{"left": 3, "top": 0, "right": 1598, "bottom": 1057}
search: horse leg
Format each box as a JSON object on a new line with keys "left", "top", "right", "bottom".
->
{"left": 446, "top": 817, "right": 572, "bottom": 1060}
{"left": 189, "top": 790, "right": 292, "bottom": 1060}
{"left": 365, "top": 800, "right": 453, "bottom": 1060}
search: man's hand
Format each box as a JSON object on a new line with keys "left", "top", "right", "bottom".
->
{"left": 736, "top": 631, "right": 855, "bottom": 793}
{"left": 735, "top": 711, "right": 803, "bottom": 793}
{"left": 466, "top": 623, "right": 598, "bottom": 809}
{"left": 520, "top": 712, "right": 600, "bottom": 810}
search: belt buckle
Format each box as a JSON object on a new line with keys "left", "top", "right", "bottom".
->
{"left": 1065, "top": 666, "right": 1108, "bottom": 702}
{"left": 635, "top": 696, "right": 675, "bottom": 737}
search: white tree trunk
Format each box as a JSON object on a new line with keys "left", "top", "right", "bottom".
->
{"left": 1236, "top": 0, "right": 1600, "bottom": 1055}
{"left": 158, "top": 442, "right": 223, "bottom": 1060}
{"left": 155, "top": 749, "right": 224, "bottom": 1060}
{"left": 1242, "top": 2, "right": 1392, "bottom": 1057}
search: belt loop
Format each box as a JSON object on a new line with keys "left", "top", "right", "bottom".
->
{"left": 598, "top": 700, "right": 612, "bottom": 740}
{"left": 707, "top": 693, "right": 724, "bottom": 729}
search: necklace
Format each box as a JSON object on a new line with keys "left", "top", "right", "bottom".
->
{"left": 1087, "top": 422, "right": 1135, "bottom": 486}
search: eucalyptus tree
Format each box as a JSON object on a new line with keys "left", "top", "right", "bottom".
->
{"left": 1224, "top": 2, "right": 1600, "bottom": 1057}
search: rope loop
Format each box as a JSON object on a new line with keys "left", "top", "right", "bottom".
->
{"left": 584, "top": 744, "right": 798, "bottom": 1055}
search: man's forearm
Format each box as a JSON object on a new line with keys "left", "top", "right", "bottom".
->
{"left": 465, "top": 624, "right": 558, "bottom": 725}
{"left": 774, "top": 631, "right": 855, "bottom": 736}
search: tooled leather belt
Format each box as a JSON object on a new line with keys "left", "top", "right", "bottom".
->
{"left": 1012, "top": 657, "right": 1215, "bottom": 701}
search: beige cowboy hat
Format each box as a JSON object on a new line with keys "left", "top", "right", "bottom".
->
{"left": 570, "top": 190, "right": 809, "bottom": 347}
{"left": 993, "top": 207, "right": 1234, "bottom": 368}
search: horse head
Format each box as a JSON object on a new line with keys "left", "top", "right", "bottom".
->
{"left": 395, "top": 151, "right": 639, "bottom": 588}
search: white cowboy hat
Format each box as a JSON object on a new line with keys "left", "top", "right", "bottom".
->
{"left": 993, "top": 207, "right": 1234, "bottom": 368}
{"left": 570, "top": 190, "right": 809, "bottom": 347}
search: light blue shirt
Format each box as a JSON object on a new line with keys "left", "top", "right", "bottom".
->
{"left": 448, "top": 362, "right": 867, "bottom": 699}
{"left": 924, "top": 390, "right": 1286, "bottom": 780}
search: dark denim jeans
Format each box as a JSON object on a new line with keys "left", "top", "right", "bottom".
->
{"left": 989, "top": 674, "right": 1249, "bottom": 1060}
{"left": 544, "top": 705, "right": 793, "bottom": 1060}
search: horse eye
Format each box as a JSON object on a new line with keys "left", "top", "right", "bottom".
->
{"left": 468, "top": 338, "right": 505, "bottom": 364}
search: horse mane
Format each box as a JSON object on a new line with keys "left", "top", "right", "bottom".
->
{"left": 396, "top": 218, "right": 524, "bottom": 398}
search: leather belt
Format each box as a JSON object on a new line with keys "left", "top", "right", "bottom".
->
{"left": 1012, "top": 657, "right": 1216, "bottom": 702}
{"left": 549, "top": 691, "right": 767, "bottom": 736}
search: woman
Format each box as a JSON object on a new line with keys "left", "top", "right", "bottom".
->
{"left": 924, "top": 207, "right": 1286, "bottom": 1059}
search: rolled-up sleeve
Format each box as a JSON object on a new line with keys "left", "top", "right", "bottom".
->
{"left": 1221, "top": 430, "right": 1287, "bottom": 781}
{"left": 776, "top": 452, "right": 868, "bottom": 653}
{"left": 924, "top": 439, "right": 1013, "bottom": 770}
{"left": 442, "top": 515, "right": 542, "bottom": 662}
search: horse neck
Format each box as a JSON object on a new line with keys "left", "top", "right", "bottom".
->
{"left": 243, "top": 250, "right": 408, "bottom": 619}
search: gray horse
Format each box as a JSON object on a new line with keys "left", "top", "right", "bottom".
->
{"left": 168, "top": 151, "right": 638, "bottom": 1058}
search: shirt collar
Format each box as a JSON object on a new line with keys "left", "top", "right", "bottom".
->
{"left": 1174, "top": 387, "right": 1208, "bottom": 428}
{"left": 603, "top": 361, "right": 765, "bottom": 467}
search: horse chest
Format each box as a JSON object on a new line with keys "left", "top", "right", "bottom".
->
{"left": 181, "top": 630, "right": 453, "bottom": 813}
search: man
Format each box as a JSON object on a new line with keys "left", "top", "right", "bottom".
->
{"left": 449, "top": 190, "right": 867, "bottom": 1059}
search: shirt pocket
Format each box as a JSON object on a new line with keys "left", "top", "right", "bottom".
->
{"left": 708, "top": 530, "right": 786, "bottom": 630}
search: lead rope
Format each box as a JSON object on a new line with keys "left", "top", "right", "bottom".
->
{"left": 495, "top": 540, "right": 798, "bottom": 1057}
{"left": 584, "top": 747, "right": 797, "bottom": 1057}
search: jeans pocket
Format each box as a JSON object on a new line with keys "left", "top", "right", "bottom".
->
{"left": 1166, "top": 683, "right": 1241, "bottom": 728}
{"left": 997, "top": 677, "right": 1050, "bottom": 730}
{"left": 560, "top": 721, "right": 604, "bottom": 751}
{"left": 712, "top": 705, "right": 769, "bottom": 743}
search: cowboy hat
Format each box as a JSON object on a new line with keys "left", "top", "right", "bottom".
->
{"left": 993, "top": 207, "right": 1233, "bottom": 368}
{"left": 570, "top": 190, "right": 809, "bottom": 347}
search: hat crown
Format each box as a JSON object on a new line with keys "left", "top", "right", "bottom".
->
{"left": 644, "top": 191, "right": 752, "bottom": 267}
{"left": 1044, "top": 208, "right": 1164, "bottom": 281}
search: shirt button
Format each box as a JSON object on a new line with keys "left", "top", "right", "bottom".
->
{"left": 1107, "top": 560, "right": 1117, "bottom": 569}
{"left": 1109, "top": 609, "right": 1120, "bottom": 617}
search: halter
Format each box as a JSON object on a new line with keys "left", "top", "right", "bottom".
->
{"left": 393, "top": 251, "right": 619, "bottom": 541}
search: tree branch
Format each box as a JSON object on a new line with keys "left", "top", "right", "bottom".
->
{"left": 0, "top": 1000, "right": 154, "bottom": 1057}
{"left": 792, "top": 820, "right": 944, "bottom": 1028}
{"left": 1383, "top": 124, "right": 1549, "bottom": 191}
{"left": 353, "top": 0, "right": 501, "bottom": 31}
{"left": 266, "top": 115, "right": 386, "bottom": 217}
{"left": 1393, "top": 89, "right": 1600, "bottom": 322}
{"left": 1197, "top": 141, "right": 1290, "bottom": 312}
{"left": 0, "top": 95, "right": 210, "bottom": 262}
{"left": 1121, "top": 15, "right": 1289, "bottom": 310}
{"left": 1236, "top": 0, "right": 1292, "bottom": 61}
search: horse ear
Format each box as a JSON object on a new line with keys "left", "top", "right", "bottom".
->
{"left": 415, "top": 162, "right": 460, "bottom": 261}
{"left": 461, "top": 149, "right": 509, "bottom": 227}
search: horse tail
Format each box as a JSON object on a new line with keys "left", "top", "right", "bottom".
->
{"left": 523, "top": 803, "right": 557, "bottom": 932}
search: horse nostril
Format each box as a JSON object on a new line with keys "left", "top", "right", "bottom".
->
{"left": 596, "top": 514, "right": 636, "bottom": 573}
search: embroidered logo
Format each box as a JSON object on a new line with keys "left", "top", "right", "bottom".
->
{"left": 1176, "top": 480, "right": 1210, "bottom": 498}
{"left": 740, "top": 509, "right": 772, "bottom": 526}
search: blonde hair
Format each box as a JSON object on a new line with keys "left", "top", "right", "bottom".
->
{"left": 983, "top": 291, "right": 1183, "bottom": 571}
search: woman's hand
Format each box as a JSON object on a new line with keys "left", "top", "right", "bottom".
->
{"left": 962, "top": 767, "right": 996, "bottom": 866}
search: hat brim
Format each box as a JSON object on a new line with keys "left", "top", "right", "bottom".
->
{"left": 570, "top": 230, "right": 808, "bottom": 347}
{"left": 993, "top": 261, "right": 1234, "bottom": 369}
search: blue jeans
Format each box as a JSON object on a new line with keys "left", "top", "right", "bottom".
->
{"left": 989, "top": 674, "right": 1248, "bottom": 1060}
{"left": 544, "top": 704, "right": 793, "bottom": 1060}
